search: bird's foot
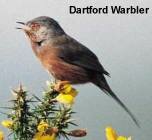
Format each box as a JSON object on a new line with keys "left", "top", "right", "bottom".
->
{"left": 54, "top": 80, "right": 70, "bottom": 92}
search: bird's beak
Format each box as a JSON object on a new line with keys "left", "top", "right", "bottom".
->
{"left": 16, "top": 21, "right": 31, "bottom": 32}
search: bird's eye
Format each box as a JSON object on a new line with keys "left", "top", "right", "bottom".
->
{"left": 30, "top": 23, "right": 40, "bottom": 30}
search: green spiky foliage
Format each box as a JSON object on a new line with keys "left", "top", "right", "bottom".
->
{"left": 8, "top": 85, "right": 35, "bottom": 140}
{"left": 0, "top": 81, "right": 86, "bottom": 140}
{"left": 32, "top": 82, "right": 77, "bottom": 139}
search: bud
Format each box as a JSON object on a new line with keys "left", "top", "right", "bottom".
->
{"left": 37, "top": 120, "right": 49, "bottom": 132}
{"left": 1, "top": 120, "right": 13, "bottom": 129}
{"left": 45, "top": 127, "right": 59, "bottom": 135}
{"left": 68, "top": 129, "right": 87, "bottom": 137}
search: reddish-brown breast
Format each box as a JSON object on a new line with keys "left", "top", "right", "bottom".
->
{"left": 31, "top": 44, "right": 90, "bottom": 84}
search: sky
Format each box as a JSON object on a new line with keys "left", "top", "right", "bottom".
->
{"left": 0, "top": 0, "right": 152, "bottom": 139}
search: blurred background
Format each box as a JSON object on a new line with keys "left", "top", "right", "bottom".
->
{"left": 0, "top": 0, "right": 151, "bottom": 139}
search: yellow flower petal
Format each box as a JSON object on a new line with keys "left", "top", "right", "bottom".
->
{"left": 105, "top": 127, "right": 131, "bottom": 140}
{"left": 56, "top": 84, "right": 78, "bottom": 105}
{"left": 0, "top": 131, "right": 4, "bottom": 140}
{"left": 37, "top": 120, "right": 49, "bottom": 132}
{"left": 1, "top": 120, "right": 13, "bottom": 129}
{"left": 33, "top": 132, "right": 42, "bottom": 140}
{"left": 117, "top": 136, "right": 127, "bottom": 140}
{"left": 56, "top": 93, "right": 75, "bottom": 105}
{"left": 61, "top": 84, "right": 72, "bottom": 93}
{"left": 69, "top": 89, "right": 78, "bottom": 97}
{"left": 105, "top": 127, "right": 117, "bottom": 140}
{"left": 33, "top": 132, "right": 56, "bottom": 140}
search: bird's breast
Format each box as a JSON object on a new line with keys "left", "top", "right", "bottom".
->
{"left": 31, "top": 44, "right": 90, "bottom": 84}
{"left": 44, "top": 59, "right": 90, "bottom": 84}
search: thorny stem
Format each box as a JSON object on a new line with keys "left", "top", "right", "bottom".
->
{"left": 0, "top": 81, "right": 87, "bottom": 140}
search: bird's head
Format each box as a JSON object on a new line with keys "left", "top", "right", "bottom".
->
{"left": 17, "top": 16, "right": 65, "bottom": 45}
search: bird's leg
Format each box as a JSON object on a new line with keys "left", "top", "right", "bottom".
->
{"left": 54, "top": 80, "right": 70, "bottom": 92}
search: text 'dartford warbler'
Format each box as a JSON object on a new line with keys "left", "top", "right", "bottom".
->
{"left": 69, "top": 6, "right": 150, "bottom": 14}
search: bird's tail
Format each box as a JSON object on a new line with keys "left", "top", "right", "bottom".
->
{"left": 93, "top": 75, "right": 140, "bottom": 127}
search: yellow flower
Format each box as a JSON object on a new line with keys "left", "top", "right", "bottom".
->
{"left": 117, "top": 136, "right": 127, "bottom": 140}
{"left": 37, "top": 120, "right": 49, "bottom": 132}
{"left": 1, "top": 120, "right": 13, "bottom": 129}
{"left": 106, "top": 127, "right": 117, "bottom": 140}
{"left": 0, "top": 131, "right": 4, "bottom": 140}
{"left": 117, "top": 136, "right": 132, "bottom": 140}
{"left": 56, "top": 84, "right": 78, "bottom": 105}
{"left": 105, "top": 127, "right": 131, "bottom": 140}
{"left": 60, "top": 84, "right": 73, "bottom": 93}
{"left": 33, "top": 132, "right": 56, "bottom": 140}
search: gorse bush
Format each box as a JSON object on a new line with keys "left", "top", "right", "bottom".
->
{"left": 0, "top": 81, "right": 131, "bottom": 140}
{"left": 1, "top": 81, "right": 86, "bottom": 140}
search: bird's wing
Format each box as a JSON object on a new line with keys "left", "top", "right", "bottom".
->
{"left": 55, "top": 36, "right": 109, "bottom": 76}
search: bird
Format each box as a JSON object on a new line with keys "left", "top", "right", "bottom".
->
{"left": 17, "top": 16, "right": 139, "bottom": 126}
